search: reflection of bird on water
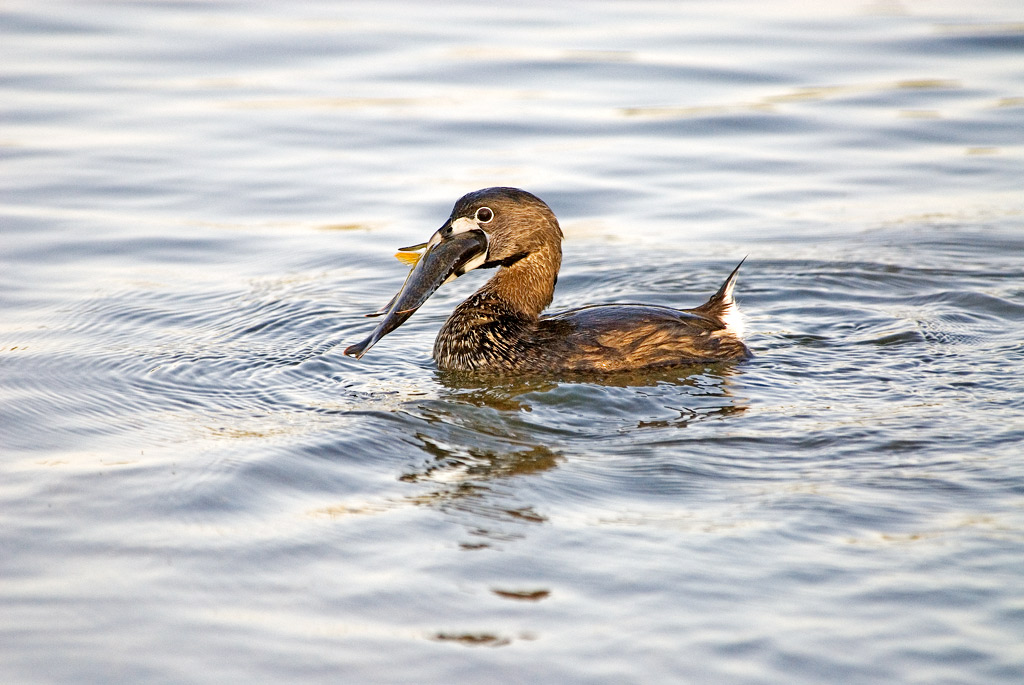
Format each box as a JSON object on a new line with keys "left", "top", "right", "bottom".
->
{"left": 345, "top": 187, "right": 751, "bottom": 374}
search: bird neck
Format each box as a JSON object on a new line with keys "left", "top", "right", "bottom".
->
{"left": 479, "top": 243, "right": 561, "bottom": 320}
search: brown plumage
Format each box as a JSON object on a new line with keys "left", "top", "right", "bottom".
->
{"left": 345, "top": 187, "right": 751, "bottom": 374}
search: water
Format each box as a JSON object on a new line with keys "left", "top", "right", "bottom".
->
{"left": 3, "top": 1, "right": 1024, "bottom": 682}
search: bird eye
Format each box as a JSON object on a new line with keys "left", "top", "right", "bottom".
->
{"left": 475, "top": 207, "right": 494, "bottom": 223}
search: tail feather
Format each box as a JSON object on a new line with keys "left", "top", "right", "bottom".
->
{"left": 692, "top": 258, "right": 746, "bottom": 338}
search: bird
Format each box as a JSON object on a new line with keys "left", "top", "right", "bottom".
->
{"left": 344, "top": 187, "right": 750, "bottom": 374}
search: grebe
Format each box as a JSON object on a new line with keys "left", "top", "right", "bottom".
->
{"left": 345, "top": 187, "right": 750, "bottom": 374}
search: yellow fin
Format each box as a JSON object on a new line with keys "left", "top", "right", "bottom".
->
{"left": 394, "top": 251, "right": 422, "bottom": 266}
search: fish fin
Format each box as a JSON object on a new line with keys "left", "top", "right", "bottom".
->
{"left": 395, "top": 251, "right": 422, "bottom": 266}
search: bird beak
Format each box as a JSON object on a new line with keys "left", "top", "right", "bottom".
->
{"left": 344, "top": 221, "right": 488, "bottom": 359}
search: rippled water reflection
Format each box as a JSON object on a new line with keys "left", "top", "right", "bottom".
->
{"left": 3, "top": 1, "right": 1024, "bottom": 683}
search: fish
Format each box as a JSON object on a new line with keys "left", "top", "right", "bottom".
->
{"left": 344, "top": 229, "right": 489, "bottom": 358}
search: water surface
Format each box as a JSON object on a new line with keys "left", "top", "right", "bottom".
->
{"left": 3, "top": 1, "right": 1024, "bottom": 682}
